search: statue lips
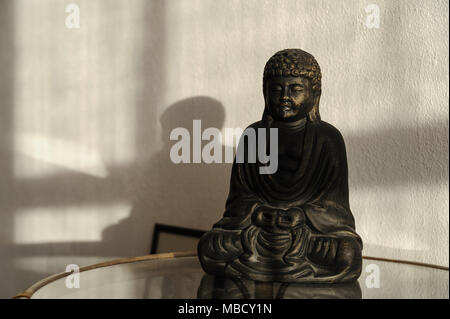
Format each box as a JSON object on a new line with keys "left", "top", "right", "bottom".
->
{"left": 279, "top": 102, "right": 292, "bottom": 112}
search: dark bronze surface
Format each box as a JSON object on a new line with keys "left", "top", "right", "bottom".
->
{"left": 197, "top": 274, "right": 362, "bottom": 299}
{"left": 198, "top": 49, "right": 363, "bottom": 283}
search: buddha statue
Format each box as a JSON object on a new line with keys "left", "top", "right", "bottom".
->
{"left": 198, "top": 49, "right": 363, "bottom": 283}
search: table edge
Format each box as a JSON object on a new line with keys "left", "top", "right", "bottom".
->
{"left": 12, "top": 250, "right": 197, "bottom": 299}
{"left": 12, "top": 252, "right": 448, "bottom": 299}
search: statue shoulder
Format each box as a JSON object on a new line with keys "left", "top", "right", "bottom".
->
{"left": 311, "top": 121, "right": 347, "bottom": 148}
{"left": 245, "top": 120, "right": 265, "bottom": 130}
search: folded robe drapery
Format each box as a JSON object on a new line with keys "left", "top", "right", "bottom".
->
{"left": 199, "top": 118, "right": 362, "bottom": 282}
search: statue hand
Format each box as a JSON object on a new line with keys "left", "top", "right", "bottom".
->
{"left": 307, "top": 236, "right": 339, "bottom": 266}
{"left": 251, "top": 206, "right": 277, "bottom": 228}
{"left": 279, "top": 207, "right": 305, "bottom": 228}
{"left": 252, "top": 206, "right": 305, "bottom": 230}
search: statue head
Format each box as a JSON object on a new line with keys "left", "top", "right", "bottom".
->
{"left": 263, "top": 49, "right": 322, "bottom": 122}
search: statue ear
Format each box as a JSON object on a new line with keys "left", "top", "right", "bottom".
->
{"left": 307, "top": 95, "right": 321, "bottom": 122}
{"left": 263, "top": 82, "right": 270, "bottom": 109}
{"left": 263, "top": 81, "right": 268, "bottom": 100}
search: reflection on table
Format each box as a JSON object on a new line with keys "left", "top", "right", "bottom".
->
{"left": 197, "top": 275, "right": 362, "bottom": 299}
{"left": 20, "top": 255, "right": 448, "bottom": 299}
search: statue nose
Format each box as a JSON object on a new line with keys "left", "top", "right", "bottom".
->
{"left": 280, "top": 92, "right": 290, "bottom": 100}
{"left": 280, "top": 95, "right": 292, "bottom": 104}
{"left": 280, "top": 86, "right": 290, "bottom": 100}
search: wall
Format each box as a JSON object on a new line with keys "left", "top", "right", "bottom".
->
{"left": 0, "top": 0, "right": 448, "bottom": 298}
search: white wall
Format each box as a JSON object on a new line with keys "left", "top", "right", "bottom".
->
{"left": 0, "top": 0, "right": 448, "bottom": 298}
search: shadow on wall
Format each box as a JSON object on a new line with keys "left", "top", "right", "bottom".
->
{"left": 101, "top": 96, "right": 233, "bottom": 253}
{"left": 8, "top": 96, "right": 233, "bottom": 297}
{"left": 346, "top": 120, "right": 449, "bottom": 189}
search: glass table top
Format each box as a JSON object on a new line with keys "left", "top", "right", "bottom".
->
{"left": 20, "top": 253, "right": 449, "bottom": 299}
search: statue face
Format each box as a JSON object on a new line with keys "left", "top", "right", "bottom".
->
{"left": 266, "top": 76, "right": 315, "bottom": 121}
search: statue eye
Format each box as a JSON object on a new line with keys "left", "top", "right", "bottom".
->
{"left": 291, "top": 85, "right": 304, "bottom": 92}
{"left": 270, "top": 85, "right": 282, "bottom": 92}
